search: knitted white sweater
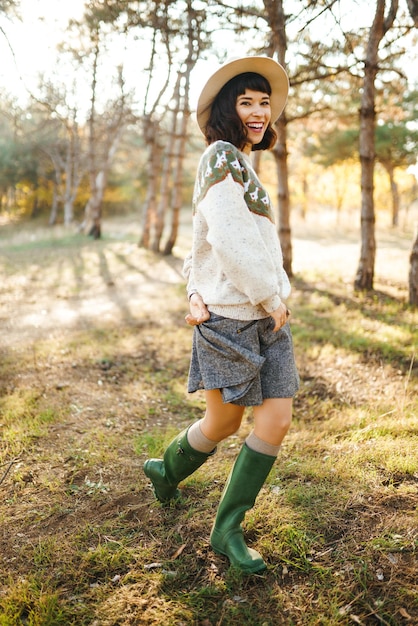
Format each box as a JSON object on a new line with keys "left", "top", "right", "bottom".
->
{"left": 183, "top": 140, "right": 291, "bottom": 321}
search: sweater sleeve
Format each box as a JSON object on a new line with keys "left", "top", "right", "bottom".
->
{"left": 182, "top": 251, "right": 198, "bottom": 299}
{"left": 197, "top": 146, "right": 282, "bottom": 312}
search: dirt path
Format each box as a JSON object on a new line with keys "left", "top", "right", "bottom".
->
{"left": 0, "top": 212, "right": 413, "bottom": 350}
{"left": 1, "top": 239, "right": 185, "bottom": 349}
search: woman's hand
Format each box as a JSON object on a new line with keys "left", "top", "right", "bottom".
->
{"left": 185, "top": 293, "right": 210, "bottom": 326}
{"left": 270, "top": 302, "right": 290, "bottom": 331}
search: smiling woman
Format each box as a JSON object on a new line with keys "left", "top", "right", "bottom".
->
{"left": 201, "top": 70, "right": 282, "bottom": 152}
{"left": 235, "top": 88, "right": 272, "bottom": 151}
{"left": 143, "top": 56, "right": 300, "bottom": 576}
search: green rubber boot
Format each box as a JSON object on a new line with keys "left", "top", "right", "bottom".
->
{"left": 210, "top": 443, "right": 276, "bottom": 574}
{"left": 143, "top": 427, "right": 216, "bottom": 503}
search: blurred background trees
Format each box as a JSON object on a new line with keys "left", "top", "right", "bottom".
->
{"left": 0, "top": 0, "right": 417, "bottom": 302}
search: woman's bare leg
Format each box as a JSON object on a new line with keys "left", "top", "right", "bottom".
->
{"left": 252, "top": 397, "right": 293, "bottom": 447}
{"left": 199, "top": 389, "right": 245, "bottom": 442}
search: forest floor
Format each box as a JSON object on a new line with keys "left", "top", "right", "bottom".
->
{"left": 0, "top": 210, "right": 417, "bottom": 626}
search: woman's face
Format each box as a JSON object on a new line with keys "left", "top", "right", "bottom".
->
{"left": 235, "top": 88, "right": 272, "bottom": 153}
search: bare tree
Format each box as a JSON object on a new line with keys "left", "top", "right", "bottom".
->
{"left": 354, "top": 0, "right": 398, "bottom": 290}
{"left": 69, "top": 11, "right": 135, "bottom": 239}
{"left": 163, "top": 0, "right": 206, "bottom": 255}
{"left": 138, "top": 0, "right": 207, "bottom": 253}
{"left": 84, "top": 61, "right": 132, "bottom": 239}
{"left": 30, "top": 78, "right": 87, "bottom": 226}
{"left": 139, "top": 114, "right": 161, "bottom": 249}
{"left": 162, "top": 66, "right": 191, "bottom": 256}
{"left": 139, "top": 10, "right": 173, "bottom": 249}
{"left": 152, "top": 71, "right": 182, "bottom": 252}
{"left": 263, "top": 0, "right": 293, "bottom": 275}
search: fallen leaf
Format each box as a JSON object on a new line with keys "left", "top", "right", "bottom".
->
{"left": 399, "top": 607, "right": 412, "bottom": 620}
{"left": 171, "top": 543, "right": 187, "bottom": 560}
{"left": 144, "top": 562, "right": 163, "bottom": 570}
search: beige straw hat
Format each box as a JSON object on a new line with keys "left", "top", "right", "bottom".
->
{"left": 196, "top": 56, "right": 289, "bottom": 134}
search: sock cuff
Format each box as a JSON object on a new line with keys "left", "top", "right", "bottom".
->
{"left": 245, "top": 431, "right": 281, "bottom": 457}
{"left": 187, "top": 420, "right": 218, "bottom": 453}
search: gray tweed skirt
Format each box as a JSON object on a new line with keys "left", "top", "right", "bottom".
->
{"left": 187, "top": 313, "right": 299, "bottom": 406}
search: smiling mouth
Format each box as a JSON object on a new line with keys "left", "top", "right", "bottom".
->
{"left": 247, "top": 123, "right": 264, "bottom": 130}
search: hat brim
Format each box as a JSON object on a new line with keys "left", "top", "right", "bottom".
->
{"left": 196, "top": 56, "right": 289, "bottom": 135}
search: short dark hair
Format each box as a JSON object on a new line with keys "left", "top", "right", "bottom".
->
{"left": 204, "top": 72, "right": 278, "bottom": 151}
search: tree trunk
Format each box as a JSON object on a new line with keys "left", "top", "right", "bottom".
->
{"left": 85, "top": 36, "right": 101, "bottom": 239}
{"left": 42, "top": 114, "right": 82, "bottom": 228}
{"left": 30, "top": 188, "right": 40, "bottom": 219}
{"left": 139, "top": 167, "right": 157, "bottom": 249}
{"left": 354, "top": 0, "right": 398, "bottom": 290}
{"left": 163, "top": 145, "right": 181, "bottom": 256}
{"left": 163, "top": 2, "right": 196, "bottom": 256}
{"left": 273, "top": 114, "right": 292, "bottom": 276}
{"left": 48, "top": 171, "right": 61, "bottom": 226}
{"left": 63, "top": 137, "right": 74, "bottom": 226}
{"left": 164, "top": 93, "right": 190, "bottom": 256}
{"left": 63, "top": 199, "right": 74, "bottom": 226}
{"left": 409, "top": 230, "right": 418, "bottom": 306}
{"left": 301, "top": 174, "right": 308, "bottom": 221}
{"left": 263, "top": 0, "right": 293, "bottom": 277}
{"left": 152, "top": 79, "right": 180, "bottom": 253}
{"left": 87, "top": 171, "right": 106, "bottom": 239}
{"left": 139, "top": 116, "right": 160, "bottom": 249}
{"left": 140, "top": 178, "right": 156, "bottom": 249}
{"left": 63, "top": 120, "right": 83, "bottom": 226}
{"left": 388, "top": 165, "right": 399, "bottom": 227}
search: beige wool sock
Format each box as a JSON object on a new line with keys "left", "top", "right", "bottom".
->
{"left": 245, "top": 431, "right": 281, "bottom": 457}
{"left": 187, "top": 420, "right": 219, "bottom": 453}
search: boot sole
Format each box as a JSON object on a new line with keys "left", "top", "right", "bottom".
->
{"left": 211, "top": 543, "right": 267, "bottom": 574}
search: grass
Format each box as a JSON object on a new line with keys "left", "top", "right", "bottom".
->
{"left": 0, "top": 219, "right": 417, "bottom": 625}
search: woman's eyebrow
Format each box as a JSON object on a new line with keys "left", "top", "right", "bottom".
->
{"left": 237, "top": 94, "right": 270, "bottom": 101}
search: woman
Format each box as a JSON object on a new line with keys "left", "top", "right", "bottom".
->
{"left": 143, "top": 56, "right": 299, "bottom": 574}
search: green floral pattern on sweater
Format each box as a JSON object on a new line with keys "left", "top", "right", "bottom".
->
{"left": 193, "top": 141, "right": 275, "bottom": 222}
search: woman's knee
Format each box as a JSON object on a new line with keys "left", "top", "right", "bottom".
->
{"left": 202, "top": 419, "right": 241, "bottom": 441}
{"left": 201, "top": 389, "right": 244, "bottom": 441}
{"left": 276, "top": 403, "right": 293, "bottom": 430}
{"left": 253, "top": 397, "right": 293, "bottom": 444}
